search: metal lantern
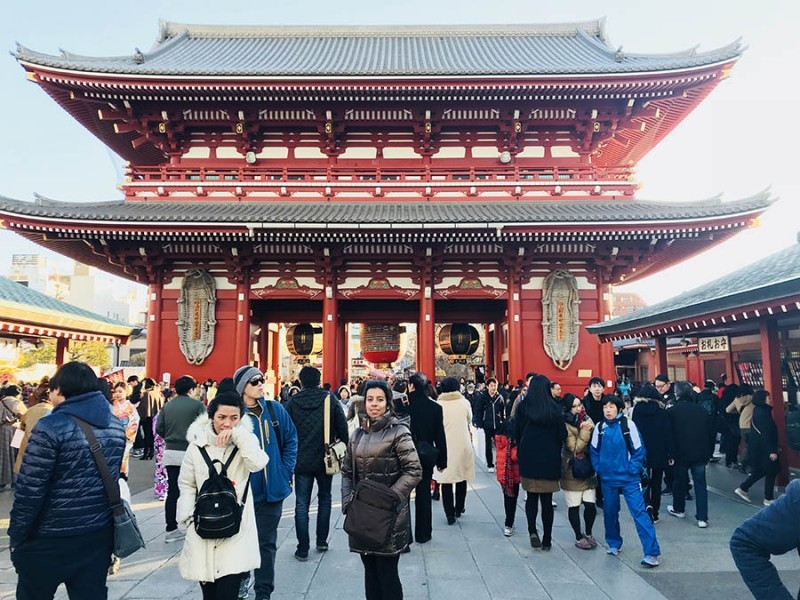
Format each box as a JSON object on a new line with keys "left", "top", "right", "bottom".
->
{"left": 360, "top": 324, "right": 402, "bottom": 367}
{"left": 438, "top": 323, "right": 480, "bottom": 361}
{"left": 285, "top": 323, "right": 322, "bottom": 357}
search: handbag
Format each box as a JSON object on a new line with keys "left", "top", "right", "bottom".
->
{"left": 324, "top": 394, "right": 347, "bottom": 475}
{"left": 343, "top": 478, "right": 400, "bottom": 550}
{"left": 415, "top": 440, "right": 439, "bottom": 470}
{"left": 569, "top": 451, "right": 594, "bottom": 480}
{"left": 70, "top": 417, "right": 146, "bottom": 559}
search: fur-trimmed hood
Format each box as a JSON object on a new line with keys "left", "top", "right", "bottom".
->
{"left": 437, "top": 391, "right": 466, "bottom": 403}
{"left": 185, "top": 412, "right": 254, "bottom": 447}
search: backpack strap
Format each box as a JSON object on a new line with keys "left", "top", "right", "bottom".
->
{"left": 596, "top": 417, "right": 636, "bottom": 456}
{"left": 197, "top": 445, "right": 249, "bottom": 503}
{"left": 324, "top": 393, "right": 332, "bottom": 446}
{"left": 265, "top": 401, "right": 282, "bottom": 451}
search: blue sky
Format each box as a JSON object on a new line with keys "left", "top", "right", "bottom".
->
{"left": 1, "top": 0, "right": 797, "bottom": 303}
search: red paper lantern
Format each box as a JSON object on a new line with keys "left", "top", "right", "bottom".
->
{"left": 360, "top": 324, "right": 402, "bottom": 367}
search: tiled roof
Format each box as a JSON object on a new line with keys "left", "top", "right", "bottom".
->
{"left": 0, "top": 192, "right": 773, "bottom": 227}
{"left": 587, "top": 240, "right": 800, "bottom": 336}
{"left": 0, "top": 276, "right": 137, "bottom": 333}
{"left": 15, "top": 20, "right": 742, "bottom": 77}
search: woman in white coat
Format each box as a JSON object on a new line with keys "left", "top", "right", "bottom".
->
{"left": 433, "top": 376, "right": 475, "bottom": 524}
{"left": 178, "top": 391, "right": 268, "bottom": 600}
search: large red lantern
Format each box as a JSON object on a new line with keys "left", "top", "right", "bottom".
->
{"left": 438, "top": 323, "right": 480, "bottom": 363}
{"left": 285, "top": 323, "right": 322, "bottom": 358}
{"left": 360, "top": 324, "right": 402, "bottom": 367}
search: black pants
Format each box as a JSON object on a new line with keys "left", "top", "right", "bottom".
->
{"left": 165, "top": 465, "right": 181, "bottom": 531}
{"left": 200, "top": 572, "right": 246, "bottom": 600}
{"left": 503, "top": 483, "right": 520, "bottom": 527}
{"left": 644, "top": 467, "right": 664, "bottom": 518}
{"left": 525, "top": 491, "right": 554, "bottom": 546}
{"left": 441, "top": 480, "right": 467, "bottom": 519}
{"left": 413, "top": 465, "right": 434, "bottom": 542}
{"left": 13, "top": 526, "right": 113, "bottom": 600}
{"left": 483, "top": 428, "right": 496, "bottom": 467}
{"left": 567, "top": 502, "right": 597, "bottom": 540}
{"left": 140, "top": 416, "right": 154, "bottom": 455}
{"left": 740, "top": 463, "right": 777, "bottom": 501}
{"left": 361, "top": 554, "right": 402, "bottom": 600}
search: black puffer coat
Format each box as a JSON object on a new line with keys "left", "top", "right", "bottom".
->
{"left": 285, "top": 387, "right": 349, "bottom": 475}
{"left": 8, "top": 390, "right": 125, "bottom": 546}
{"left": 341, "top": 412, "right": 422, "bottom": 556}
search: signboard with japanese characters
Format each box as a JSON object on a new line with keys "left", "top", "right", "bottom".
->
{"left": 697, "top": 336, "right": 730, "bottom": 353}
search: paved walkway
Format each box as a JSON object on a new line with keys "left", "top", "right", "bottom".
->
{"left": 2, "top": 445, "right": 799, "bottom": 599}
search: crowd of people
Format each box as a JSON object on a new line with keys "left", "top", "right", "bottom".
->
{"left": 1, "top": 364, "right": 794, "bottom": 599}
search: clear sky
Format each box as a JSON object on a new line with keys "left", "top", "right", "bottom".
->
{"left": 1, "top": 0, "right": 797, "bottom": 304}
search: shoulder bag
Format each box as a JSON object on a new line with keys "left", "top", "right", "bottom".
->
{"left": 324, "top": 394, "right": 347, "bottom": 475}
{"left": 70, "top": 417, "right": 146, "bottom": 558}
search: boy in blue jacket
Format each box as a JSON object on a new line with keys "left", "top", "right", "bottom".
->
{"left": 590, "top": 395, "right": 661, "bottom": 567}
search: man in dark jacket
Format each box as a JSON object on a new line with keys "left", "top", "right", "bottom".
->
{"left": 155, "top": 375, "right": 205, "bottom": 543}
{"left": 475, "top": 377, "right": 504, "bottom": 471}
{"left": 404, "top": 372, "right": 447, "bottom": 544}
{"left": 582, "top": 376, "right": 614, "bottom": 428}
{"left": 285, "top": 365, "right": 348, "bottom": 561}
{"left": 631, "top": 383, "right": 672, "bottom": 523}
{"left": 730, "top": 478, "right": 800, "bottom": 599}
{"left": 666, "top": 381, "right": 713, "bottom": 528}
{"left": 9, "top": 361, "right": 125, "bottom": 599}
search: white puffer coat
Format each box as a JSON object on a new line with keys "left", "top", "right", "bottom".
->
{"left": 178, "top": 414, "right": 268, "bottom": 583}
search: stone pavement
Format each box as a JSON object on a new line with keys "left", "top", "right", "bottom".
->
{"left": 2, "top": 446, "right": 799, "bottom": 599}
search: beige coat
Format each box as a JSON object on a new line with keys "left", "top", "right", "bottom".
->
{"left": 560, "top": 417, "right": 596, "bottom": 492}
{"left": 433, "top": 391, "right": 475, "bottom": 484}
{"left": 727, "top": 394, "right": 754, "bottom": 430}
{"left": 14, "top": 401, "right": 52, "bottom": 473}
{"left": 178, "top": 414, "right": 268, "bottom": 583}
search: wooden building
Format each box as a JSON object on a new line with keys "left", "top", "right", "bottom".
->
{"left": 0, "top": 21, "right": 773, "bottom": 394}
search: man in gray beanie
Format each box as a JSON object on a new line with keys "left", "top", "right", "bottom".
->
{"left": 234, "top": 365, "right": 298, "bottom": 600}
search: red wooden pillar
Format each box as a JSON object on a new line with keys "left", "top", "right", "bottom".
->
{"left": 269, "top": 325, "right": 281, "bottom": 397}
{"left": 234, "top": 272, "right": 251, "bottom": 366}
{"left": 494, "top": 322, "right": 505, "bottom": 381}
{"left": 483, "top": 324, "right": 493, "bottom": 379}
{"left": 336, "top": 320, "right": 347, "bottom": 386}
{"left": 418, "top": 287, "right": 436, "bottom": 380}
{"left": 322, "top": 284, "right": 339, "bottom": 388}
{"left": 761, "top": 318, "right": 788, "bottom": 484}
{"left": 506, "top": 275, "right": 523, "bottom": 386}
{"left": 55, "top": 337, "right": 69, "bottom": 366}
{"left": 596, "top": 281, "right": 615, "bottom": 383}
{"left": 145, "top": 281, "right": 162, "bottom": 379}
{"left": 653, "top": 337, "right": 668, "bottom": 380}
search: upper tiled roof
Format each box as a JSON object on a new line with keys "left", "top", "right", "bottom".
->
{"left": 587, "top": 239, "right": 800, "bottom": 336}
{"left": 15, "top": 20, "right": 742, "bottom": 77}
{"left": 0, "top": 192, "right": 772, "bottom": 227}
{"left": 0, "top": 276, "right": 137, "bottom": 333}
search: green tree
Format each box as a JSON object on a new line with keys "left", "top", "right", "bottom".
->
{"left": 17, "top": 338, "right": 112, "bottom": 371}
{"left": 18, "top": 339, "right": 56, "bottom": 368}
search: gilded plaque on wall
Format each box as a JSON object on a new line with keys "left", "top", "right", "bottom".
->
{"left": 542, "top": 270, "right": 581, "bottom": 371}
{"left": 176, "top": 268, "right": 217, "bottom": 365}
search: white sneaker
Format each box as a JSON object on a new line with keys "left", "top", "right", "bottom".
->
{"left": 697, "top": 520, "right": 708, "bottom": 528}
{"left": 503, "top": 526, "right": 514, "bottom": 537}
{"left": 165, "top": 529, "right": 185, "bottom": 543}
{"left": 763, "top": 499, "right": 775, "bottom": 507}
{"left": 488, "top": 467, "right": 495, "bottom": 473}
{"left": 734, "top": 488, "right": 752, "bottom": 503}
{"left": 667, "top": 505, "right": 685, "bottom": 518}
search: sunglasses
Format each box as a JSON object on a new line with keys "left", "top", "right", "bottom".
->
{"left": 248, "top": 376, "right": 265, "bottom": 386}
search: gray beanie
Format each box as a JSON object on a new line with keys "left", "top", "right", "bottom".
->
{"left": 233, "top": 365, "right": 263, "bottom": 396}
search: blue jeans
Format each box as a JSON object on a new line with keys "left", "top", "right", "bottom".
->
{"left": 602, "top": 479, "right": 661, "bottom": 557}
{"left": 253, "top": 499, "right": 283, "bottom": 598}
{"left": 294, "top": 472, "right": 333, "bottom": 553}
{"left": 672, "top": 462, "right": 708, "bottom": 521}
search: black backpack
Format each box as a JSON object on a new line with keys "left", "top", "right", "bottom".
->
{"left": 193, "top": 446, "right": 249, "bottom": 540}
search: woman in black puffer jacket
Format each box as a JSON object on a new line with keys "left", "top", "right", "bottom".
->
{"left": 341, "top": 379, "right": 422, "bottom": 600}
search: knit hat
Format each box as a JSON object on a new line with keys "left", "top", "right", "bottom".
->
{"left": 233, "top": 365, "right": 263, "bottom": 396}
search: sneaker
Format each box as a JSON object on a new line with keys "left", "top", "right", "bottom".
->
{"left": 585, "top": 535, "right": 598, "bottom": 548}
{"left": 763, "top": 499, "right": 775, "bottom": 507}
{"left": 503, "top": 526, "right": 514, "bottom": 537}
{"left": 685, "top": 492, "right": 693, "bottom": 501}
{"left": 316, "top": 542, "right": 329, "bottom": 552}
{"left": 697, "top": 520, "right": 708, "bottom": 528}
{"left": 165, "top": 529, "right": 185, "bottom": 543}
{"left": 529, "top": 532, "right": 542, "bottom": 548}
{"left": 734, "top": 488, "right": 752, "bottom": 503}
{"left": 108, "top": 555, "right": 120, "bottom": 576}
{"left": 575, "top": 537, "right": 593, "bottom": 550}
{"left": 487, "top": 466, "right": 495, "bottom": 473}
{"left": 646, "top": 505, "right": 655, "bottom": 523}
{"left": 238, "top": 573, "right": 253, "bottom": 599}
{"left": 294, "top": 550, "right": 309, "bottom": 562}
{"left": 667, "top": 505, "right": 685, "bottom": 518}
{"left": 606, "top": 547, "right": 621, "bottom": 556}
{"left": 661, "top": 487, "right": 672, "bottom": 496}
{"left": 641, "top": 555, "right": 660, "bottom": 568}
{"left": 551, "top": 500, "right": 557, "bottom": 509}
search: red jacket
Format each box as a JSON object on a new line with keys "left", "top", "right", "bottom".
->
{"left": 494, "top": 434, "right": 519, "bottom": 493}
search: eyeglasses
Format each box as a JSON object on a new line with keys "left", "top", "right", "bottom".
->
{"left": 248, "top": 376, "right": 265, "bottom": 386}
